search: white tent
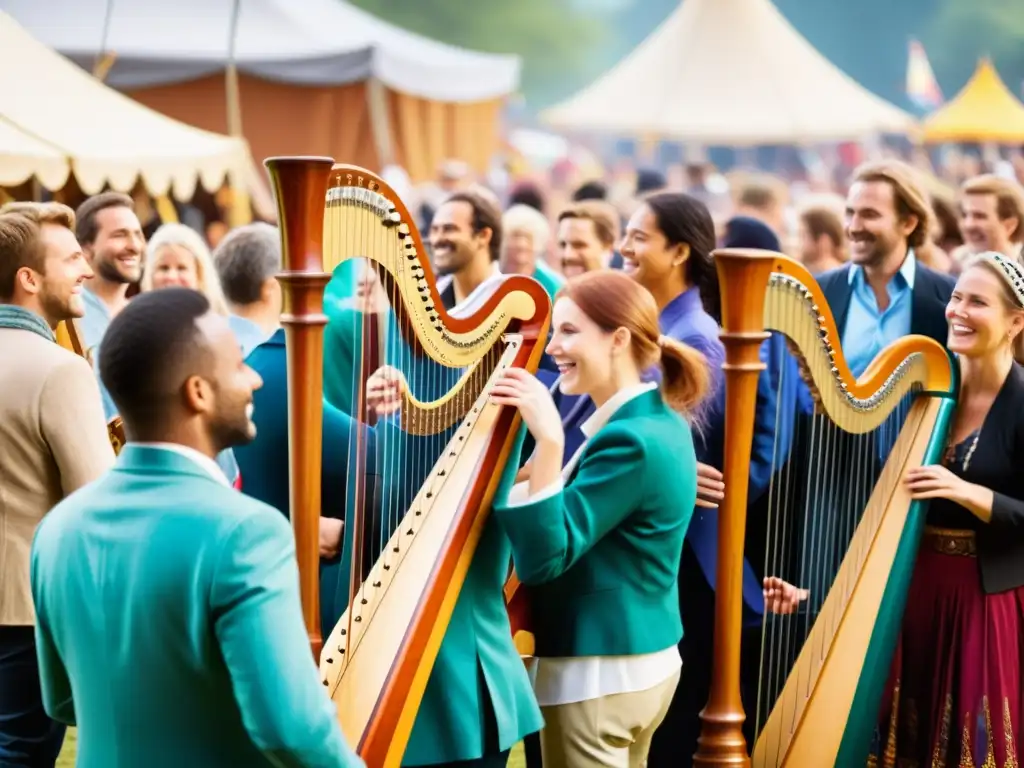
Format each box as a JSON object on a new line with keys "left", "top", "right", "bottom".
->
{"left": 541, "top": 0, "right": 915, "bottom": 144}
{"left": 0, "top": 0, "right": 519, "bottom": 102}
{"left": 0, "top": 11, "right": 250, "bottom": 197}
{"left": 0, "top": 0, "right": 519, "bottom": 179}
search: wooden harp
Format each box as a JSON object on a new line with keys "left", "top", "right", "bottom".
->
{"left": 695, "top": 250, "right": 957, "bottom": 767}
{"left": 264, "top": 157, "right": 551, "bottom": 768}
{"left": 55, "top": 318, "right": 126, "bottom": 454}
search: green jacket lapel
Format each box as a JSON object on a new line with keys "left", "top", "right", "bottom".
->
{"left": 564, "top": 389, "right": 662, "bottom": 485}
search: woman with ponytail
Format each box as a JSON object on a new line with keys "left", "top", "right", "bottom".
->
{"left": 491, "top": 270, "right": 707, "bottom": 767}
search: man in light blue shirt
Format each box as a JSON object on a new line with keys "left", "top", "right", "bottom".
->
{"left": 818, "top": 160, "right": 955, "bottom": 377}
{"left": 74, "top": 193, "right": 145, "bottom": 419}
{"left": 842, "top": 250, "right": 916, "bottom": 377}
{"left": 212, "top": 223, "right": 281, "bottom": 358}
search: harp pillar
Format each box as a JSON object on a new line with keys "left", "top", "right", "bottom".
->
{"left": 694, "top": 249, "right": 775, "bottom": 767}
{"left": 265, "top": 156, "right": 336, "bottom": 661}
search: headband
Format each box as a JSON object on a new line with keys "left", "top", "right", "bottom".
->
{"left": 968, "top": 251, "right": 1024, "bottom": 308}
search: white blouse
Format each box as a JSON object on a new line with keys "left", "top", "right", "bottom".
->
{"left": 507, "top": 381, "right": 681, "bottom": 707}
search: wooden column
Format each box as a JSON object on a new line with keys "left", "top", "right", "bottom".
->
{"left": 264, "top": 156, "right": 335, "bottom": 661}
{"left": 693, "top": 249, "right": 774, "bottom": 767}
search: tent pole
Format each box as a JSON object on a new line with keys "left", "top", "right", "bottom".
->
{"left": 366, "top": 77, "right": 396, "bottom": 170}
{"left": 224, "top": 0, "right": 252, "bottom": 226}
{"left": 92, "top": 0, "right": 116, "bottom": 81}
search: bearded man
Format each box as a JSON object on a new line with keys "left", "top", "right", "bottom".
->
{"left": 818, "top": 159, "right": 955, "bottom": 376}
{"left": 0, "top": 202, "right": 114, "bottom": 766}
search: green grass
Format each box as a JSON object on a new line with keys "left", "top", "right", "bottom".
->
{"left": 57, "top": 728, "right": 75, "bottom": 767}
{"left": 57, "top": 728, "right": 526, "bottom": 767}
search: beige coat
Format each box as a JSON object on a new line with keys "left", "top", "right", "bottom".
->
{"left": 0, "top": 327, "right": 115, "bottom": 625}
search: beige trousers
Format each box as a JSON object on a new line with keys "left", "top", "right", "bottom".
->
{"left": 538, "top": 670, "right": 681, "bottom": 768}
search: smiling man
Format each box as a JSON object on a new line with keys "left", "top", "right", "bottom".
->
{"left": 74, "top": 192, "right": 145, "bottom": 353}
{"left": 430, "top": 190, "right": 502, "bottom": 309}
{"left": 0, "top": 203, "right": 114, "bottom": 767}
{"left": 958, "top": 174, "right": 1024, "bottom": 262}
{"left": 817, "top": 160, "right": 955, "bottom": 377}
{"left": 30, "top": 288, "right": 363, "bottom": 768}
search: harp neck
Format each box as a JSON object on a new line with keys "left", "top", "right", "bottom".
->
{"left": 324, "top": 167, "right": 546, "bottom": 368}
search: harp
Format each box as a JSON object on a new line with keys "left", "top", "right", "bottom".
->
{"left": 55, "top": 318, "right": 126, "bottom": 454}
{"left": 694, "top": 250, "right": 956, "bottom": 767}
{"left": 264, "top": 157, "right": 551, "bottom": 768}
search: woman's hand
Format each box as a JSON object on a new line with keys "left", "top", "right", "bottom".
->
{"left": 904, "top": 464, "right": 994, "bottom": 522}
{"left": 366, "top": 365, "right": 407, "bottom": 416}
{"left": 763, "top": 577, "right": 809, "bottom": 615}
{"left": 696, "top": 463, "right": 725, "bottom": 509}
{"left": 489, "top": 367, "right": 564, "bottom": 447}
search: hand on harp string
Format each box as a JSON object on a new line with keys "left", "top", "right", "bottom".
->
{"left": 365, "top": 364, "right": 407, "bottom": 416}
{"left": 762, "top": 576, "right": 810, "bottom": 616}
{"left": 489, "top": 368, "right": 564, "bottom": 445}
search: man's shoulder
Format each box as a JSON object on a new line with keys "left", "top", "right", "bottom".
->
{"left": 0, "top": 328, "right": 83, "bottom": 368}
{"left": 40, "top": 471, "right": 287, "bottom": 548}
{"left": 0, "top": 331, "right": 94, "bottom": 405}
{"left": 915, "top": 260, "right": 956, "bottom": 296}
{"left": 815, "top": 263, "right": 852, "bottom": 290}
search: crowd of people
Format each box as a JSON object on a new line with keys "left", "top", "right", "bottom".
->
{"left": 1, "top": 151, "right": 1024, "bottom": 768}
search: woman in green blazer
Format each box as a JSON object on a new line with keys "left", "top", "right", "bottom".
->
{"left": 490, "top": 269, "right": 709, "bottom": 768}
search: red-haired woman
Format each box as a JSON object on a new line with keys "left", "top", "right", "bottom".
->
{"left": 490, "top": 270, "right": 709, "bottom": 767}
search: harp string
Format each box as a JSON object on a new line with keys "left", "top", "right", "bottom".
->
{"left": 324, "top": 194, "right": 509, "bottom": 677}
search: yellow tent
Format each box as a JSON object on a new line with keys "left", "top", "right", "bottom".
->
{"left": 922, "top": 58, "right": 1024, "bottom": 143}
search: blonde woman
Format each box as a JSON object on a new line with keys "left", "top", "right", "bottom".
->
{"left": 500, "top": 204, "right": 563, "bottom": 300}
{"left": 139, "top": 223, "right": 239, "bottom": 486}
{"left": 141, "top": 223, "right": 229, "bottom": 315}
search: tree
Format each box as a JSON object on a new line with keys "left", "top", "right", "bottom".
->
{"left": 345, "top": 0, "right": 607, "bottom": 106}
{"left": 925, "top": 0, "right": 1024, "bottom": 99}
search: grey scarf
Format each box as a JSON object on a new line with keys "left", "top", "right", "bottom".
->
{"left": 0, "top": 304, "right": 55, "bottom": 342}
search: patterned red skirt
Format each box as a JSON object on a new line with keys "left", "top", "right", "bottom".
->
{"left": 869, "top": 527, "right": 1024, "bottom": 768}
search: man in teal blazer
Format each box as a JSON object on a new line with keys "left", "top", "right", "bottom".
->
{"left": 234, "top": 326, "right": 378, "bottom": 640}
{"left": 30, "top": 289, "right": 362, "bottom": 768}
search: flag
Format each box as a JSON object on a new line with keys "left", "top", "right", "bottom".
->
{"left": 906, "top": 39, "right": 944, "bottom": 112}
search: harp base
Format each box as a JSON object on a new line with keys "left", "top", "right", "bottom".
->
{"left": 693, "top": 712, "right": 750, "bottom": 768}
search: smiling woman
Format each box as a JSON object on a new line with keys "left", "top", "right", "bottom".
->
{"left": 490, "top": 269, "right": 707, "bottom": 767}
{"left": 140, "top": 223, "right": 228, "bottom": 315}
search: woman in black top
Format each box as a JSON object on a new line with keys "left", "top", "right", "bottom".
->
{"left": 767, "top": 251, "right": 1024, "bottom": 766}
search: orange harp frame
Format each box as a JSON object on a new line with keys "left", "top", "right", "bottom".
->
{"left": 265, "top": 156, "right": 551, "bottom": 768}
{"left": 693, "top": 249, "right": 957, "bottom": 767}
